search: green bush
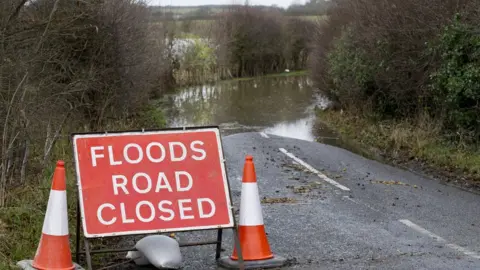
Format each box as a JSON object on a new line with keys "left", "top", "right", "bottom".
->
{"left": 137, "top": 102, "right": 167, "bottom": 129}
{"left": 326, "top": 27, "right": 375, "bottom": 108}
{"left": 182, "top": 39, "right": 217, "bottom": 69}
{"left": 174, "top": 38, "right": 218, "bottom": 85}
{"left": 429, "top": 15, "right": 480, "bottom": 142}
{"left": 325, "top": 26, "right": 404, "bottom": 117}
{"left": 311, "top": 0, "right": 480, "bottom": 143}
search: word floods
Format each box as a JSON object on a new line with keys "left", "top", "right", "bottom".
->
{"left": 73, "top": 128, "right": 234, "bottom": 237}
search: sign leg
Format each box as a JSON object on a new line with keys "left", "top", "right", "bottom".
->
{"left": 84, "top": 239, "right": 93, "bottom": 270}
{"left": 75, "top": 201, "right": 81, "bottom": 263}
{"left": 215, "top": 229, "right": 223, "bottom": 260}
{"left": 232, "top": 227, "right": 245, "bottom": 270}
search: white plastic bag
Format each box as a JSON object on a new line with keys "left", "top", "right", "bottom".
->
{"left": 132, "top": 235, "right": 182, "bottom": 269}
{"left": 126, "top": 250, "right": 150, "bottom": 266}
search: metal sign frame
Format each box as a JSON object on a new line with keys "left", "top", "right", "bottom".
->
{"left": 71, "top": 126, "right": 244, "bottom": 270}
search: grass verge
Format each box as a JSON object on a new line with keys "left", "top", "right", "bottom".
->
{"left": 316, "top": 109, "right": 480, "bottom": 189}
{"left": 0, "top": 148, "right": 79, "bottom": 269}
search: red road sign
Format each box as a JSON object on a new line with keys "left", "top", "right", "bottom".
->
{"left": 72, "top": 127, "right": 234, "bottom": 238}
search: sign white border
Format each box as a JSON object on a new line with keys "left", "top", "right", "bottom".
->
{"left": 72, "top": 127, "right": 234, "bottom": 238}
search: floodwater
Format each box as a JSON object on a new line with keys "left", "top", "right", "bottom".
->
{"left": 162, "top": 75, "right": 341, "bottom": 145}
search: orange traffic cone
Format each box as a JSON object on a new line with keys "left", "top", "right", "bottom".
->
{"left": 218, "top": 155, "right": 286, "bottom": 269}
{"left": 32, "top": 160, "right": 75, "bottom": 270}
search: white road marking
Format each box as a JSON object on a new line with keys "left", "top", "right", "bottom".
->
{"left": 279, "top": 148, "right": 350, "bottom": 191}
{"left": 259, "top": 132, "right": 269, "bottom": 138}
{"left": 399, "top": 219, "right": 480, "bottom": 259}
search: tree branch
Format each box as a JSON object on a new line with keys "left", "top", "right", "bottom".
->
{"left": 2, "top": 0, "right": 29, "bottom": 33}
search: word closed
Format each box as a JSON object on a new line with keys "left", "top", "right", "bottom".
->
{"left": 73, "top": 128, "right": 234, "bottom": 237}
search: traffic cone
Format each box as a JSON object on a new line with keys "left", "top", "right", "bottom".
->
{"left": 217, "top": 155, "right": 286, "bottom": 269}
{"left": 32, "top": 160, "right": 75, "bottom": 270}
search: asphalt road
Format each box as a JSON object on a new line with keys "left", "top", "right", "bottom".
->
{"left": 123, "top": 131, "right": 480, "bottom": 270}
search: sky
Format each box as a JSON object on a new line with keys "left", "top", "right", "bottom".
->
{"left": 145, "top": 0, "right": 306, "bottom": 9}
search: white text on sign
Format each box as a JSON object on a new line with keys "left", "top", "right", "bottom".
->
{"left": 88, "top": 140, "right": 216, "bottom": 226}
{"left": 90, "top": 141, "right": 207, "bottom": 166}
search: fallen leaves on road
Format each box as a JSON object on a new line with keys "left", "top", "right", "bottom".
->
{"left": 286, "top": 181, "right": 324, "bottom": 194}
{"left": 293, "top": 186, "right": 311, "bottom": 193}
{"left": 261, "top": 197, "right": 298, "bottom": 204}
{"left": 310, "top": 181, "right": 323, "bottom": 187}
{"left": 290, "top": 185, "right": 311, "bottom": 193}
{"left": 282, "top": 163, "right": 312, "bottom": 174}
{"left": 371, "top": 180, "right": 410, "bottom": 186}
{"left": 370, "top": 180, "right": 421, "bottom": 189}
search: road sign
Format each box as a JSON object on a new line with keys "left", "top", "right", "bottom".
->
{"left": 72, "top": 127, "right": 234, "bottom": 238}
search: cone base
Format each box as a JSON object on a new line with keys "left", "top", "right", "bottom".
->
{"left": 32, "top": 234, "right": 75, "bottom": 270}
{"left": 217, "top": 255, "right": 287, "bottom": 269}
{"left": 230, "top": 225, "right": 274, "bottom": 260}
{"left": 32, "top": 262, "right": 75, "bottom": 270}
{"left": 17, "top": 260, "right": 83, "bottom": 270}
{"left": 230, "top": 253, "right": 274, "bottom": 261}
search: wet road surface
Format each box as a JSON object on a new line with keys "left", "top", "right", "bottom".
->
{"left": 115, "top": 131, "right": 480, "bottom": 270}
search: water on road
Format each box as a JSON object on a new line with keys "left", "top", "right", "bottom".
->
{"left": 163, "top": 75, "right": 338, "bottom": 143}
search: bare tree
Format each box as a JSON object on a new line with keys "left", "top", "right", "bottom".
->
{"left": 0, "top": 0, "right": 170, "bottom": 207}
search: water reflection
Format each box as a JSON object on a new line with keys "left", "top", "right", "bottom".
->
{"left": 264, "top": 116, "right": 316, "bottom": 141}
{"left": 164, "top": 75, "right": 335, "bottom": 142}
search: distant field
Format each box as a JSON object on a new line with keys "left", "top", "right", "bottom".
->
{"left": 149, "top": 5, "right": 326, "bottom": 21}
{"left": 150, "top": 15, "right": 326, "bottom": 24}
{"left": 150, "top": 5, "right": 246, "bottom": 17}
{"left": 151, "top": 6, "right": 223, "bottom": 14}
{"left": 150, "top": 19, "right": 215, "bottom": 38}
{"left": 149, "top": 15, "right": 327, "bottom": 38}
{"left": 291, "top": 15, "right": 327, "bottom": 21}
{"left": 150, "top": 19, "right": 213, "bottom": 27}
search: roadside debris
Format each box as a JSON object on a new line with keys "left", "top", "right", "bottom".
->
{"left": 371, "top": 180, "right": 410, "bottom": 186}
{"left": 283, "top": 162, "right": 312, "bottom": 174}
{"left": 289, "top": 185, "right": 311, "bottom": 193}
{"left": 287, "top": 181, "right": 324, "bottom": 194}
{"left": 370, "top": 180, "right": 420, "bottom": 189}
{"left": 261, "top": 197, "right": 298, "bottom": 204}
{"left": 310, "top": 181, "right": 323, "bottom": 187}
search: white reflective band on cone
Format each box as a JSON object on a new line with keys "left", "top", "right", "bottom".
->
{"left": 42, "top": 190, "right": 69, "bottom": 236}
{"left": 239, "top": 182, "right": 264, "bottom": 226}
